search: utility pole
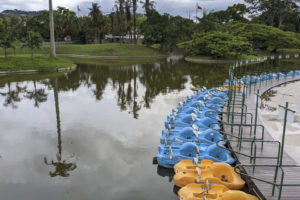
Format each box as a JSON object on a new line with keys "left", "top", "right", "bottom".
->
{"left": 49, "top": 0, "right": 56, "bottom": 57}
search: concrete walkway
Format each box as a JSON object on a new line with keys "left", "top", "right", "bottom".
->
{"left": 223, "top": 76, "right": 300, "bottom": 200}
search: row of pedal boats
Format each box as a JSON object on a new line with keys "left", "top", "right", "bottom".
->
{"left": 157, "top": 87, "right": 233, "bottom": 169}
{"left": 174, "top": 159, "right": 258, "bottom": 200}
{"left": 224, "top": 70, "right": 300, "bottom": 86}
{"left": 156, "top": 70, "right": 300, "bottom": 199}
{"left": 156, "top": 86, "right": 250, "bottom": 199}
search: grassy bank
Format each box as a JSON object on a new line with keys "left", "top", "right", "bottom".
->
{"left": 0, "top": 43, "right": 166, "bottom": 57}
{"left": 0, "top": 55, "right": 75, "bottom": 72}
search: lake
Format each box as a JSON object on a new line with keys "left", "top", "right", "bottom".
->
{"left": 0, "top": 56, "right": 241, "bottom": 200}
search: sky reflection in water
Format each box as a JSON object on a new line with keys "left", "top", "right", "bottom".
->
{"left": 0, "top": 57, "right": 229, "bottom": 200}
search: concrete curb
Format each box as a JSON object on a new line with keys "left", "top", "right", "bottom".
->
{"left": 185, "top": 57, "right": 236, "bottom": 64}
{"left": 57, "top": 54, "right": 167, "bottom": 59}
{"left": 0, "top": 65, "right": 77, "bottom": 76}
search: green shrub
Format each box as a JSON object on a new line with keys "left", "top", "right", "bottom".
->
{"left": 178, "top": 31, "right": 252, "bottom": 58}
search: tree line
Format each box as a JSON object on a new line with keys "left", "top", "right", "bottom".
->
{"left": 1, "top": 0, "right": 300, "bottom": 56}
{"left": 180, "top": 0, "right": 300, "bottom": 58}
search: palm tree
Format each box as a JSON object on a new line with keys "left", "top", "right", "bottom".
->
{"left": 49, "top": 0, "right": 56, "bottom": 57}
{"left": 115, "top": 0, "right": 126, "bottom": 43}
{"left": 0, "top": 82, "right": 26, "bottom": 109}
{"left": 44, "top": 78, "right": 76, "bottom": 177}
{"left": 88, "top": 3, "right": 103, "bottom": 43}
{"left": 141, "top": 0, "right": 156, "bottom": 15}
{"left": 24, "top": 81, "right": 48, "bottom": 107}
{"left": 125, "top": 0, "right": 132, "bottom": 42}
{"left": 132, "top": 0, "right": 138, "bottom": 44}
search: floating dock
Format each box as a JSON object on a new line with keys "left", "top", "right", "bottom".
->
{"left": 155, "top": 54, "right": 300, "bottom": 200}
{"left": 223, "top": 66, "right": 300, "bottom": 200}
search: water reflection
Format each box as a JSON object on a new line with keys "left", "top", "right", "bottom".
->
{"left": 0, "top": 82, "right": 26, "bottom": 109}
{"left": 0, "top": 58, "right": 230, "bottom": 119}
{"left": 0, "top": 57, "right": 232, "bottom": 200}
{"left": 44, "top": 78, "right": 77, "bottom": 177}
{"left": 156, "top": 165, "right": 174, "bottom": 182}
{"left": 24, "top": 80, "right": 48, "bottom": 108}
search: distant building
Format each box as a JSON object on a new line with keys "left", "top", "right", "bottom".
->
{"left": 104, "top": 34, "right": 144, "bottom": 44}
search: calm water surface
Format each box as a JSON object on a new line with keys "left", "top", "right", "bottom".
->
{"left": 0, "top": 57, "right": 229, "bottom": 200}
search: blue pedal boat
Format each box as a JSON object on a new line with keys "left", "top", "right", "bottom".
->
{"left": 173, "top": 107, "right": 221, "bottom": 118}
{"left": 167, "top": 109, "right": 221, "bottom": 124}
{"left": 177, "top": 101, "right": 223, "bottom": 113}
{"left": 160, "top": 127, "right": 224, "bottom": 145}
{"left": 161, "top": 124, "right": 213, "bottom": 139}
{"left": 164, "top": 115, "right": 221, "bottom": 131}
{"left": 157, "top": 142, "right": 235, "bottom": 168}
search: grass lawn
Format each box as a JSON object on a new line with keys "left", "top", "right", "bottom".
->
{"left": 0, "top": 43, "right": 166, "bottom": 57}
{"left": 0, "top": 55, "right": 75, "bottom": 72}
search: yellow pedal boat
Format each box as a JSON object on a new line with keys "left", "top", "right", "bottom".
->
{"left": 174, "top": 162, "right": 245, "bottom": 190}
{"left": 179, "top": 183, "right": 258, "bottom": 200}
{"left": 220, "top": 83, "right": 243, "bottom": 92}
{"left": 174, "top": 159, "right": 214, "bottom": 174}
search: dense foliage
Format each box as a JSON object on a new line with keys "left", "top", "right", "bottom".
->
{"left": 1, "top": 0, "right": 300, "bottom": 56}
{"left": 197, "top": 4, "right": 249, "bottom": 32}
{"left": 0, "top": 18, "right": 16, "bottom": 58}
{"left": 178, "top": 31, "right": 252, "bottom": 58}
{"left": 178, "top": 0, "right": 300, "bottom": 58}
{"left": 226, "top": 23, "right": 300, "bottom": 52}
{"left": 140, "top": 10, "right": 196, "bottom": 52}
{"left": 245, "top": 0, "right": 300, "bottom": 30}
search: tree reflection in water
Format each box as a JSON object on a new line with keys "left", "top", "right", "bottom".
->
{"left": 24, "top": 80, "right": 48, "bottom": 107}
{"left": 44, "top": 78, "right": 76, "bottom": 178}
{"left": 0, "top": 57, "right": 233, "bottom": 118}
{"left": 0, "top": 82, "right": 26, "bottom": 109}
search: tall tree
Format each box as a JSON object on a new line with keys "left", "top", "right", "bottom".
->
{"left": 0, "top": 18, "right": 15, "bottom": 58}
{"left": 88, "top": 3, "right": 103, "bottom": 43}
{"left": 115, "top": 0, "right": 126, "bottom": 43}
{"left": 141, "top": 0, "right": 155, "bottom": 15}
{"left": 25, "top": 81, "right": 48, "bottom": 108}
{"left": 49, "top": 0, "right": 56, "bottom": 57}
{"left": 54, "top": 7, "right": 78, "bottom": 41}
{"left": 140, "top": 10, "right": 195, "bottom": 52}
{"left": 44, "top": 78, "right": 76, "bottom": 177}
{"left": 245, "top": 0, "right": 300, "bottom": 28}
{"left": 132, "top": 0, "right": 138, "bottom": 43}
{"left": 125, "top": 0, "right": 132, "bottom": 42}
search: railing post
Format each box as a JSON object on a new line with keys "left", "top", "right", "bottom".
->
{"left": 251, "top": 89, "right": 260, "bottom": 162}
{"left": 231, "top": 79, "right": 237, "bottom": 134}
{"left": 238, "top": 84, "right": 246, "bottom": 149}
{"left": 279, "top": 102, "right": 290, "bottom": 166}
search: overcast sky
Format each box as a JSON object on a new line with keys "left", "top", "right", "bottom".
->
{"left": 0, "top": 0, "right": 246, "bottom": 18}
